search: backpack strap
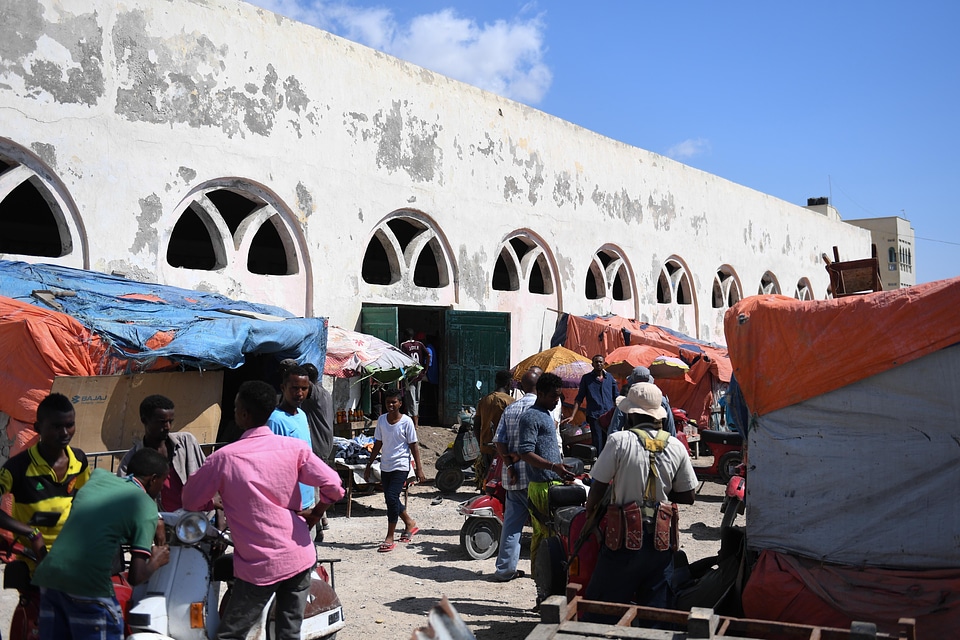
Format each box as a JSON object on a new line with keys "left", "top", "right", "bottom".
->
{"left": 629, "top": 428, "right": 670, "bottom": 518}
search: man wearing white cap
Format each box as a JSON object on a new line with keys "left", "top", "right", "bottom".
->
{"left": 582, "top": 382, "right": 696, "bottom": 618}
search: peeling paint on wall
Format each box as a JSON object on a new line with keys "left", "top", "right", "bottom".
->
{"left": 503, "top": 176, "right": 521, "bottom": 200}
{"left": 296, "top": 181, "right": 314, "bottom": 218}
{"left": 457, "top": 245, "right": 488, "bottom": 308}
{"left": 30, "top": 142, "right": 57, "bottom": 170}
{"left": 178, "top": 166, "right": 197, "bottom": 182}
{"left": 0, "top": 1, "right": 105, "bottom": 105}
{"left": 111, "top": 10, "right": 316, "bottom": 139}
{"left": 689, "top": 212, "right": 707, "bottom": 235}
{"left": 556, "top": 253, "right": 576, "bottom": 287}
{"left": 100, "top": 260, "right": 158, "bottom": 283}
{"left": 591, "top": 186, "right": 643, "bottom": 224}
{"left": 130, "top": 193, "right": 163, "bottom": 254}
{"left": 364, "top": 100, "right": 443, "bottom": 184}
{"left": 552, "top": 170, "right": 584, "bottom": 208}
{"left": 648, "top": 193, "right": 677, "bottom": 231}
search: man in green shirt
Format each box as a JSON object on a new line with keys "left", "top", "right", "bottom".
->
{"left": 32, "top": 448, "right": 170, "bottom": 640}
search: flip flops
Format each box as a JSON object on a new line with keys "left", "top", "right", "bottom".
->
{"left": 399, "top": 527, "right": 420, "bottom": 543}
{"left": 377, "top": 541, "right": 397, "bottom": 553}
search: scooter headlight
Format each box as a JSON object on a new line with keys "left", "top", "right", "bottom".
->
{"left": 174, "top": 512, "right": 209, "bottom": 545}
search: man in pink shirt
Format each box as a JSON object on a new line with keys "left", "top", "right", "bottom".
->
{"left": 183, "top": 380, "right": 344, "bottom": 640}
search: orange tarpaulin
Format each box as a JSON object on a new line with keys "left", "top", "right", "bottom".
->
{"left": 559, "top": 315, "right": 731, "bottom": 427}
{"left": 723, "top": 277, "right": 960, "bottom": 417}
{"left": 0, "top": 296, "right": 122, "bottom": 456}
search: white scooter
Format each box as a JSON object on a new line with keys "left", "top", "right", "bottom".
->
{"left": 126, "top": 510, "right": 345, "bottom": 640}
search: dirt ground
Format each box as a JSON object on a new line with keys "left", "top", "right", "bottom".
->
{"left": 323, "top": 424, "right": 730, "bottom": 640}
{"left": 0, "top": 425, "right": 731, "bottom": 640}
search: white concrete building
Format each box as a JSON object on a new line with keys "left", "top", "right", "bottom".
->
{"left": 846, "top": 216, "right": 916, "bottom": 290}
{"left": 0, "top": 0, "right": 871, "bottom": 420}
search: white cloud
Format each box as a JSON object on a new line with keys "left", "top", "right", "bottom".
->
{"left": 665, "top": 138, "right": 711, "bottom": 161}
{"left": 248, "top": 1, "right": 552, "bottom": 104}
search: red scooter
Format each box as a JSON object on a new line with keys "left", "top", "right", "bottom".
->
{"left": 457, "top": 457, "right": 505, "bottom": 560}
{"left": 720, "top": 462, "right": 746, "bottom": 531}
{"left": 694, "top": 428, "right": 743, "bottom": 483}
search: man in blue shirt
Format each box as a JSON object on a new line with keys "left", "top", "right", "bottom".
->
{"left": 519, "top": 373, "right": 576, "bottom": 601}
{"left": 268, "top": 365, "right": 316, "bottom": 511}
{"left": 573, "top": 354, "right": 618, "bottom": 454}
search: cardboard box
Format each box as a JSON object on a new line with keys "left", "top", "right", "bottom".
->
{"left": 51, "top": 371, "right": 223, "bottom": 454}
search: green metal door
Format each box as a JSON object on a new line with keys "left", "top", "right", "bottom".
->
{"left": 360, "top": 306, "right": 399, "bottom": 413}
{"left": 442, "top": 310, "right": 511, "bottom": 424}
{"left": 360, "top": 306, "right": 399, "bottom": 346}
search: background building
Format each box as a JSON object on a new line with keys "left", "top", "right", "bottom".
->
{"left": 846, "top": 216, "right": 916, "bottom": 290}
{"left": 1, "top": 0, "right": 873, "bottom": 421}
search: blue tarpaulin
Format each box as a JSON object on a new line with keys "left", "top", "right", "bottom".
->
{"left": 0, "top": 260, "right": 327, "bottom": 370}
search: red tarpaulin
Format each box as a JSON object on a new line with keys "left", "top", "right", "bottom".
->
{"left": 560, "top": 315, "right": 731, "bottom": 427}
{"left": 743, "top": 550, "right": 960, "bottom": 638}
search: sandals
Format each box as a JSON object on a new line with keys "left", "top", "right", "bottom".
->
{"left": 377, "top": 541, "right": 397, "bottom": 553}
{"left": 399, "top": 527, "right": 420, "bottom": 543}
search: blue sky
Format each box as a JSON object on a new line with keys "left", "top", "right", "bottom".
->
{"left": 252, "top": 0, "right": 959, "bottom": 284}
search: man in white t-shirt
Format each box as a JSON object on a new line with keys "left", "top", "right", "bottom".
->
{"left": 583, "top": 382, "right": 697, "bottom": 618}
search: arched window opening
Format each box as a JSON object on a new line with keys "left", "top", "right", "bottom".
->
{"left": 363, "top": 213, "right": 452, "bottom": 291}
{"left": 657, "top": 270, "right": 671, "bottom": 304}
{"left": 0, "top": 179, "right": 64, "bottom": 257}
{"left": 529, "top": 255, "right": 552, "bottom": 295}
{"left": 509, "top": 237, "right": 532, "bottom": 261}
{"left": 759, "top": 271, "right": 780, "bottom": 295}
{"left": 712, "top": 279, "right": 724, "bottom": 309}
{"left": 247, "top": 217, "right": 289, "bottom": 275}
{"left": 888, "top": 247, "right": 897, "bottom": 264}
{"left": 492, "top": 251, "right": 517, "bottom": 291}
{"left": 413, "top": 241, "right": 441, "bottom": 288}
{"left": 206, "top": 189, "right": 259, "bottom": 236}
{"left": 612, "top": 265, "right": 628, "bottom": 301}
{"left": 361, "top": 235, "right": 395, "bottom": 285}
{"left": 712, "top": 268, "right": 741, "bottom": 309}
{"left": 168, "top": 184, "right": 300, "bottom": 277}
{"left": 386, "top": 218, "right": 422, "bottom": 252}
{"left": 585, "top": 263, "right": 603, "bottom": 300}
{"left": 675, "top": 271, "right": 692, "bottom": 305}
{"left": 795, "top": 279, "right": 813, "bottom": 301}
{"left": 167, "top": 206, "right": 221, "bottom": 270}
{"left": 0, "top": 146, "right": 77, "bottom": 259}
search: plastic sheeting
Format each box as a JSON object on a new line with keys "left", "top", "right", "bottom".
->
{"left": 724, "top": 276, "right": 960, "bottom": 417}
{"left": 554, "top": 314, "right": 731, "bottom": 426}
{"left": 743, "top": 550, "right": 960, "bottom": 638}
{"left": 747, "top": 343, "right": 960, "bottom": 569}
{"left": 0, "top": 260, "right": 327, "bottom": 370}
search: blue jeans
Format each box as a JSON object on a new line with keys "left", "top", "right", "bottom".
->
{"left": 39, "top": 587, "right": 124, "bottom": 640}
{"left": 582, "top": 532, "right": 674, "bottom": 623}
{"left": 381, "top": 469, "right": 408, "bottom": 523}
{"left": 587, "top": 416, "right": 605, "bottom": 454}
{"left": 494, "top": 488, "right": 529, "bottom": 578}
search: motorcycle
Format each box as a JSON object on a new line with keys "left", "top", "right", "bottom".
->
{"left": 434, "top": 406, "right": 480, "bottom": 494}
{"left": 529, "top": 458, "right": 589, "bottom": 600}
{"left": 719, "top": 462, "right": 746, "bottom": 532}
{"left": 693, "top": 428, "right": 743, "bottom": 483}
{"left": 457, "top": 457, "right": 505, "bottom": 560}
{"left": 126, "top": 510, "right": 344, "bottom": 640}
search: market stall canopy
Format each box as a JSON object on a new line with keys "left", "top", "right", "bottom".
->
{"left": 725, "top": 278, "right": 960, "bottom": 635}
{"left": 509, "top": 346, "right": 590, "bottom": 381}
{"left": 549, "top": 360, "right": 595, "bottom": 388}
{"left": 604, "top": 344, "right": 673, "bottom": 379}
{"left": 553, "top": 314, "right": 731, "bottom": 427}
{"left": 0, "top": 260, "right": 328, "bottom": 436}
{"left": 324, "top": 326, "right": 421, "bottom": 383}
{"left": 0, "top": 260, "right": 327, "bottom": 371}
